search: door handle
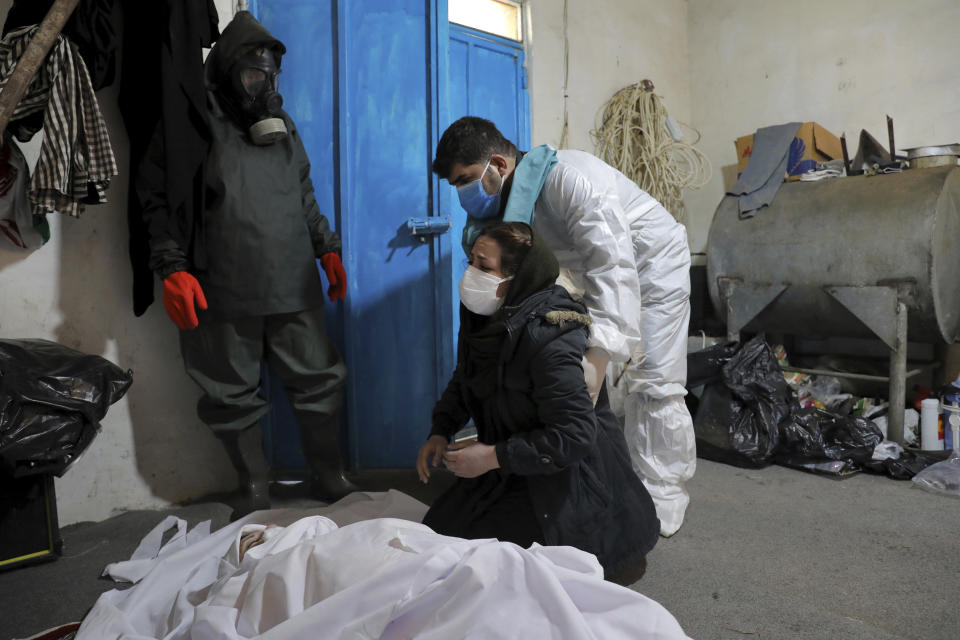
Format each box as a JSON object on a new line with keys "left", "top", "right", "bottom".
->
{"left": 408, "top": 216, "right": 451, "bottom": 242}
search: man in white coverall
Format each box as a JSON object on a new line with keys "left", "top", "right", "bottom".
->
{"left": 432, "top": 116, "right": 695, "bottom": 536}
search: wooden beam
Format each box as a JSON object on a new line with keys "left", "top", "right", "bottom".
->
{"left": 0, "top": 0, "right": 83, "bottom": 133}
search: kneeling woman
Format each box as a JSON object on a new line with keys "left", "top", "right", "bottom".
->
{"left": 417, "top": 222, "right": 659, "bottom": 584}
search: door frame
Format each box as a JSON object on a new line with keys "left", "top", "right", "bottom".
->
{"left": 445, "top": 20, "right": 531, "bottom": 363}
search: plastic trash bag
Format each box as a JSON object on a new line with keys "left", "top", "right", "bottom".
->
{"left": 801, "top": 375, "right": 855, "bottom": 413}
{"left": 775, "top": 407, "right": 883, "bottom": 476}
{"left": 692, "top": 335, "right": 794, "bottom": 468}
{"left": 911, "top": 451, "right": 960, "bottom": 496}
{"left": 871, "top": 409, "right": 919, "bottom": 446}
{"left": 870, "top": 448, "right": 947, "bottom": 480}
{"left": 686, "top": 341, "right": 739, "bottom": 388}
{"left": 871, "top": 439, "right": 904, "bottom": 462}
{"left": 0, "top": 339, "right": 132, "bottom": 478}
{"left": 862, "top": 440, "right": 946, "bottom": 480}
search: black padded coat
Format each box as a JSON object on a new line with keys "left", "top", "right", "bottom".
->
{"left": 427, "top": 285, "right": 659, "bottom": 577}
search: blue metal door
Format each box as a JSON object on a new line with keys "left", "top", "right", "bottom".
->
{"left": 249, "top": 0, "right": 338, "bottom": 474}
{"left": 251, "top": 0, "right": 453, "bottom": 469}
{"left": 444, "top": 23, "right": 530, "bottom": 355}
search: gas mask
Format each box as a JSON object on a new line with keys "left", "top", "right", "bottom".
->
{"left": 459, "top": 265, "right": 512, "bottom": 316}
{"left": 227, "top": 46, "right": 287, "bottom": 145}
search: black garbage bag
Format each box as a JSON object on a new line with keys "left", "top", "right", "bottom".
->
{"left": 693, "top": 335, "right": 794, "bottom": 468}
{"left": 686, "top": 341, "right": 740, "bottom": 388}
{"left": 0, "top": 339, "right": 133, "bottom": 478}
{"left": 775, "top": 407, "right": 883, "bottom": 476}
{"left": 863, "top": 447, "right": 950, "bottom": 480}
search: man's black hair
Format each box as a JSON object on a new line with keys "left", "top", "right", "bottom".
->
{"left": 432, "top": 116, "right": 518, "bottom": 177}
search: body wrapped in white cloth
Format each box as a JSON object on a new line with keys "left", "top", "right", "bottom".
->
{"left": 78, "top": 491, "right": 690, "bottom": 640}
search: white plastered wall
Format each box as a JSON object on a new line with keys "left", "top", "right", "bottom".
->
{"left": 525, "top": 0, "right": 692, "bottom": 157}
{"left": 0, "top": 0, "right": 241, "bottom": 526}
{"left": 685, "top": 0, "right": 960, "bottom": 253}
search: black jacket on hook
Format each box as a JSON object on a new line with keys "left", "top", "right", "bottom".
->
{"left": 118, "top": 0, "right": 219, "bottom": 316}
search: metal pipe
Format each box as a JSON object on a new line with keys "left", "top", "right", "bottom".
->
{"left": 887, "top": 114, "right": 896, "bottom": 163}
{"left": 724, "top": 291, "right": 739, "bottom": 343}
{"left": 887, "top": 301, "right": 908, "bottom": 443}
{"left": 841, "top": 133, "right": 851, "bottom": 175}
{"left": 779, "top": 365, "right": 924, "bottom": 383}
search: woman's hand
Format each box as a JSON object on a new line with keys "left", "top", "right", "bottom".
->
{"left": 417, "top": 435, "right": 449, "bottom": 483}
{"left": 443, "top": 441, "right": 500, "bottom": 478}
{"left": 581, "top": 346, "right": 610, "bottom": 406}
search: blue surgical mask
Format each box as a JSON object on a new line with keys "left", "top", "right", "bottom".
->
{"left": 456, "top": 160, "right": 503, "bottom": 219}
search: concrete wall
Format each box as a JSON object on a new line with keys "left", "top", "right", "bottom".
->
{"left": 525, "top": 0, "right": 691, "bottom": 156}
{"left": 685, "top": 0, "right": 960, "bottom": 252}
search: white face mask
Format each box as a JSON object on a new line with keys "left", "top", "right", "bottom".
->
{"left": 459, "top": 265, "right": 511, "bottom": 315}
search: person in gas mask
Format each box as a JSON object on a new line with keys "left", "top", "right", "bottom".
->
{"left": 431, "top": 117, "right": 695, "bottom": 537}
{"left": 138, "top": 11, "right": 354, "bottom": 515}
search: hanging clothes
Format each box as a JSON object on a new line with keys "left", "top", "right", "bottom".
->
{"left": 2, "top": 0, "right": 118, "bottom": 91}
{"left": 118, "top": 0, "right": 220, "bottom": 316}
{"left": 0, "top": 133, "right": 46, "bottom": 249}
{"left": 0, "top": 26, "right": 118, "bottom": 219}
{"left": 727, "top": 122, "right": 802, "bottom": 218}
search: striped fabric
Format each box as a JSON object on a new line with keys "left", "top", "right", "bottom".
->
{"left": 0, "top": 26, "right": 117, "bottom": 218}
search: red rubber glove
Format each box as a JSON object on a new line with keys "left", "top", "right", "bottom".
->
{"left": 320, "top": 253, "right": 347, "bottom": 301}
{"left": 162, "top": 271, "right": 208, "bottom": 330}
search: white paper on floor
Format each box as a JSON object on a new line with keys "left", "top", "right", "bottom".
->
{"left": 77, "top": 490, "right": 690, "bottom": 640}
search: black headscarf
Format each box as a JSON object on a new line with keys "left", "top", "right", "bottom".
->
{"left": 461, "top": 230, "right": 560, "bottom": 401}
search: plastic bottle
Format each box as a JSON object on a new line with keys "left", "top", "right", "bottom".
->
{"left": 946, "top": 412, "right": 960, "bottom": 450}
{"left": 921, "top": 398, "right": 943, "bottom": 450}
{"left": 941, "top": 381, "right": 960, "bottom": 450}
{"left": 943, "top": 395, "right": 959, "bottom": 450}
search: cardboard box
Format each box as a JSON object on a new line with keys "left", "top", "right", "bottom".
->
{"left": 735, "top": 122, "right": 844, "bottom": 181}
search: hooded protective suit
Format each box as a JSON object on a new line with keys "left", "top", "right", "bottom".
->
{"left": 137, "top": 11, "right": 352, "bottom": 512}
{"left": 140, "top": 11, "right": 340, "bottom": 316}
{"left": 525, "top": 149, "right": 695, "bottom": 537}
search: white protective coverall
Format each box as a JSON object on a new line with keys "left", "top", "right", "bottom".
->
{"left": 532, "top": 149, "right": 696, "bottom": 536}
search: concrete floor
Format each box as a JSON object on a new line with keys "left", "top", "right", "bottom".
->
{"left": 641, "top": 459, "right": 958, "bottom": 640}
{"left": 2, "top": 461, "right": 957, "bottom": 639}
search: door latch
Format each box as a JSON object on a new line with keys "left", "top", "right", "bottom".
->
{"left": 408, "top": 216, "right": 451, "bottom": 242}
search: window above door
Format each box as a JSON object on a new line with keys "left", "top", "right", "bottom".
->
{"left": 449, "top": 0, "right": 522, "bottom": 42}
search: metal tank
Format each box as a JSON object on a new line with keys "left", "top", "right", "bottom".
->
{"left": 706, "top": 165, "right": 960, "bottom": 443}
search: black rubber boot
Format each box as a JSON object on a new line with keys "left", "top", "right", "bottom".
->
{"left": 299, "top": 416, "right": 359, "bottom": 503}
{"left": 606, "top": 555, "right": 647, "bottom": 586}
{"left": 218, "top": 424, "right": 272, "bottom": 519}
{"left": 309, "top": 468, "right": 359, "bottom": 503}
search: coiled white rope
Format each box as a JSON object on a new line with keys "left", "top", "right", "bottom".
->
{"left": 592, "top": 80, "right": 711, "bottom": 225}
